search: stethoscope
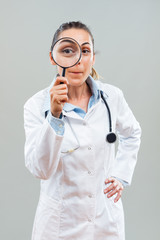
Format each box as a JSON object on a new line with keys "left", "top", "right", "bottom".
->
{"left": 45, "top": 90, "right": 117, "bottom": 153}
{"left": 100, "top": 90, "right": 117, "bottom": 143}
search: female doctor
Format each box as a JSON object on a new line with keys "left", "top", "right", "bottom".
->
{"left": 24, "top": 21, "right": 141, "bottom": 240}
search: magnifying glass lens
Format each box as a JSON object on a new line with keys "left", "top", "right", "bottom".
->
{"left": 52, "top": 38, "right": 81, "bottom": 68}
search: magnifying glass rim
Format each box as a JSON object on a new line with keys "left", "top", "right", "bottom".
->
{"left": 51, "top": 37, "right": 82, "bottom": 69}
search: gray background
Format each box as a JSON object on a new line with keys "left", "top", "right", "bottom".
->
{"left": 0, "top": 0, "right": 159, "bottom": 239}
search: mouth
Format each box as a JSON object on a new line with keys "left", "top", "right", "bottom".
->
{"left": 68, "top": 71, "right": 83, "bottom": 74}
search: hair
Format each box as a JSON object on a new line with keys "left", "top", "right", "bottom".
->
{"left": 50, "top": 21, "right": 99, "bottom": 80}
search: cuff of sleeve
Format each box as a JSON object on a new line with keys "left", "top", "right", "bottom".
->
{"left": 47, "top": 111, "right": 65, "bottom": 136}
{"left": 112, "top": 176, "right": 129, "bottom": 188}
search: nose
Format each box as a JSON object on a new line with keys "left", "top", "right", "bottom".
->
{"left": 76, "top": 56, "right": 82, "bottom": 65}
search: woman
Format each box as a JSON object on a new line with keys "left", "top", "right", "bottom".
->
{"left": 24, "top": 21, "right": 141, "bottom": 240}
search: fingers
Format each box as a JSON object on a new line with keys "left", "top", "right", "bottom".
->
{"left": 114, "top": 189, "right": 123, "bottom": 203}
{"left": 107, "top": 185, "right": 120, "bottom": 198}
{"left": 50, "top": 88, "right": 68, "bottom": 104}
{"left": 54, "top": 76, "right": 68, "bottom": 86}
{"left": 104, "top": 177, "right": 124, "bottom": 203}
{"left": 52, "top": 94, "right": 68, "bottom": 104}
{"left": 50, "top": 77, "right": 68, "bottom": 98}
{"left": 104, "top": 176, "right": 115, "bottom": 184}
{"left": 104, "top": 182, "right": 118, "bottom": 194}
{"left": 50, "top": 88, "right": 68, "bottom": 96}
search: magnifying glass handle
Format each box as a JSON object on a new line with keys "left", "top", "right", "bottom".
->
{"left": 62, "top": 68, "right": 66, "bottom": 77}
{"left": 60, "top": 68, "right": 66, "bottom": 84}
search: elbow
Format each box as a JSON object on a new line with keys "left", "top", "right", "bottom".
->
{"left": 38, "top": 168, "right": 55, "bottom": 180}
{"left": 137, "top": 121, "right": 142, "bottom": 137}
{"left": 25, "top": 157, "right": 55, "bottom": 180}
{"left": 134, "top": 122, "right": 142, "bottom": 144}
{"left": 36, "top": 173, "right": 52, "bottom": 180}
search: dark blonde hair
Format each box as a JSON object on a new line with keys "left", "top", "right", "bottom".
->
{"left": 50, "top": 21, "right": 99, "bottom": 80}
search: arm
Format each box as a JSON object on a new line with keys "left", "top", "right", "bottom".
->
{"left": 24, "top": 101, "right": 64, "bottom": 180}
{"left": 110, "top": 88, "right": 141, "bottom": 185}
{"left": 24, "top": 76, "right": 68, "bottom": 180}
{"left": 104, "top": 88, "right": 141, "bottom": 202}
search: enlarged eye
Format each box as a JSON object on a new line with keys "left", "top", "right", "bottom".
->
{"left": 62, "top": 48, "right": 75, "bottom": 54}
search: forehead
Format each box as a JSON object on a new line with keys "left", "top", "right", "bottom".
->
{"left": 58, "top": 28, "right": 93, "bottom": 46}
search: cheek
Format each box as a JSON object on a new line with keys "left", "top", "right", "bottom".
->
{"left": 83, "top": 56, "right": 94, "bottom": 70}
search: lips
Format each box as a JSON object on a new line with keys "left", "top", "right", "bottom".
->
{"left": 69, "top": 71, "right": 83, "bottom": 74}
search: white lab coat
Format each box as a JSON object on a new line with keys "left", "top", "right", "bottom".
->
{"left": 24, "top": 79, "right": 141, "bottom": 240}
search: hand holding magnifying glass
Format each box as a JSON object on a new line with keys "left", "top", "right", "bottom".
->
{"left": 49, "top": 76, "right": 68, "bottom": 118}
{"left": 50, "top": 37, "right": 82, "bottom": 117}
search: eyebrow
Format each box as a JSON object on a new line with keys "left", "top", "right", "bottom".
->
{"left": 59, "top": 39, "right": 75, "bottom": 44}
{"left": 81, "top": 42, "right": 91, "bottom": 46}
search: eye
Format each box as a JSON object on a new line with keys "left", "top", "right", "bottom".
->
{"left": 82, "top": 49, "right": 91, "bottom": 54}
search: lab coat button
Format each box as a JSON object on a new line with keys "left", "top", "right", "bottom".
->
{"left": 59, "top": 124, "right": 63, "bottom": 128}
{"left": 88, "top": 171, "right": 93, "bottom": 175}
{"left": 88, "top": 147, "right": 92, "bottom": 150}
{"left": 88, "top": 194, "right": 94, "bottom": 198}
{"left": 83, "top": 122, "right": 86, "bottom": 126}
{"left": 88, "top": 219, "right": 92, "bottom": 222}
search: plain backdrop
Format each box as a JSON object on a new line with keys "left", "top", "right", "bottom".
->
{"left": 0, "top": 0, "right": 160, "bottom": 239}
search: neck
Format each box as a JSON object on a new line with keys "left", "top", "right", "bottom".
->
{"left": 68, "top": 82, "right": 91, "bottom": 101}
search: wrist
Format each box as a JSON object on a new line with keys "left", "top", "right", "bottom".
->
{"left": 51, "top": 111, "right": 62, "bottom": 118}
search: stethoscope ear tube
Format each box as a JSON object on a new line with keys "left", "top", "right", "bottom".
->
{"left": 100, "top": 91, "right": 117, "bottom": 143}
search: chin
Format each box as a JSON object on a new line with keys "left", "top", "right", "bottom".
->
{"left": 67, "top": 73, "right": 89, "bottom": 84}
{"left": 68, "top": 80, "right": 84, "bottom": 87}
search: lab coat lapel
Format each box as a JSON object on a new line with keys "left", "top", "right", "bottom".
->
{"left": 62, "top": 110, "right": 83, "bottom": 120}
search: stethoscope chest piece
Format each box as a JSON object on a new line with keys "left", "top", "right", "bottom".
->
{"left": 106, "top": 132, "right": 117, "bottom": 143}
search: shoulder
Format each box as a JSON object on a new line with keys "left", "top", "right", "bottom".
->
{"left": 95, "top": 80, "right": 123, "bottom": 99}
{"left": 24, "top": 87, "right": 49, "bottom": 112}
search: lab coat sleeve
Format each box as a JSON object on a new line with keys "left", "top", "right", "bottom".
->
{"left": 24, "top": 97, "right": 64, "bottom": 180}
{"left": 47, "top": 111, "right": 65, "bottom": 136}
{"left": 110, "top": 89, "right": 141, "bottom": 185}
{"left": 113, "top": 177, "right": 129, "bottom": 187}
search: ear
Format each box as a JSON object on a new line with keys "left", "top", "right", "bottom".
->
{"left": 49, "top": 52, "right": 56, "bottom": 65}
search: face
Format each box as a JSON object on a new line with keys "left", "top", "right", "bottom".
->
{"left": 50, "top": 28, "right": 95, "bottom": 86}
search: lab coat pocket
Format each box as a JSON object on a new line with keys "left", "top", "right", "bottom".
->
{"left": 108, "top": 196, "right": 124, "bottom": 220}
{"left": 107, "top": 196, "right": 124, "bottom": 236}
{"left": 32, "top": 192, "right": 61, "bottom": 240}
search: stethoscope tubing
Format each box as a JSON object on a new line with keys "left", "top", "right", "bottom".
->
{"left": 100, "top": 90, "right": 112, "bottom": 133}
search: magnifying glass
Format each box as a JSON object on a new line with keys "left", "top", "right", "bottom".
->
{"left": 51, "top": 37, "right": 82, "bottom": 77}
